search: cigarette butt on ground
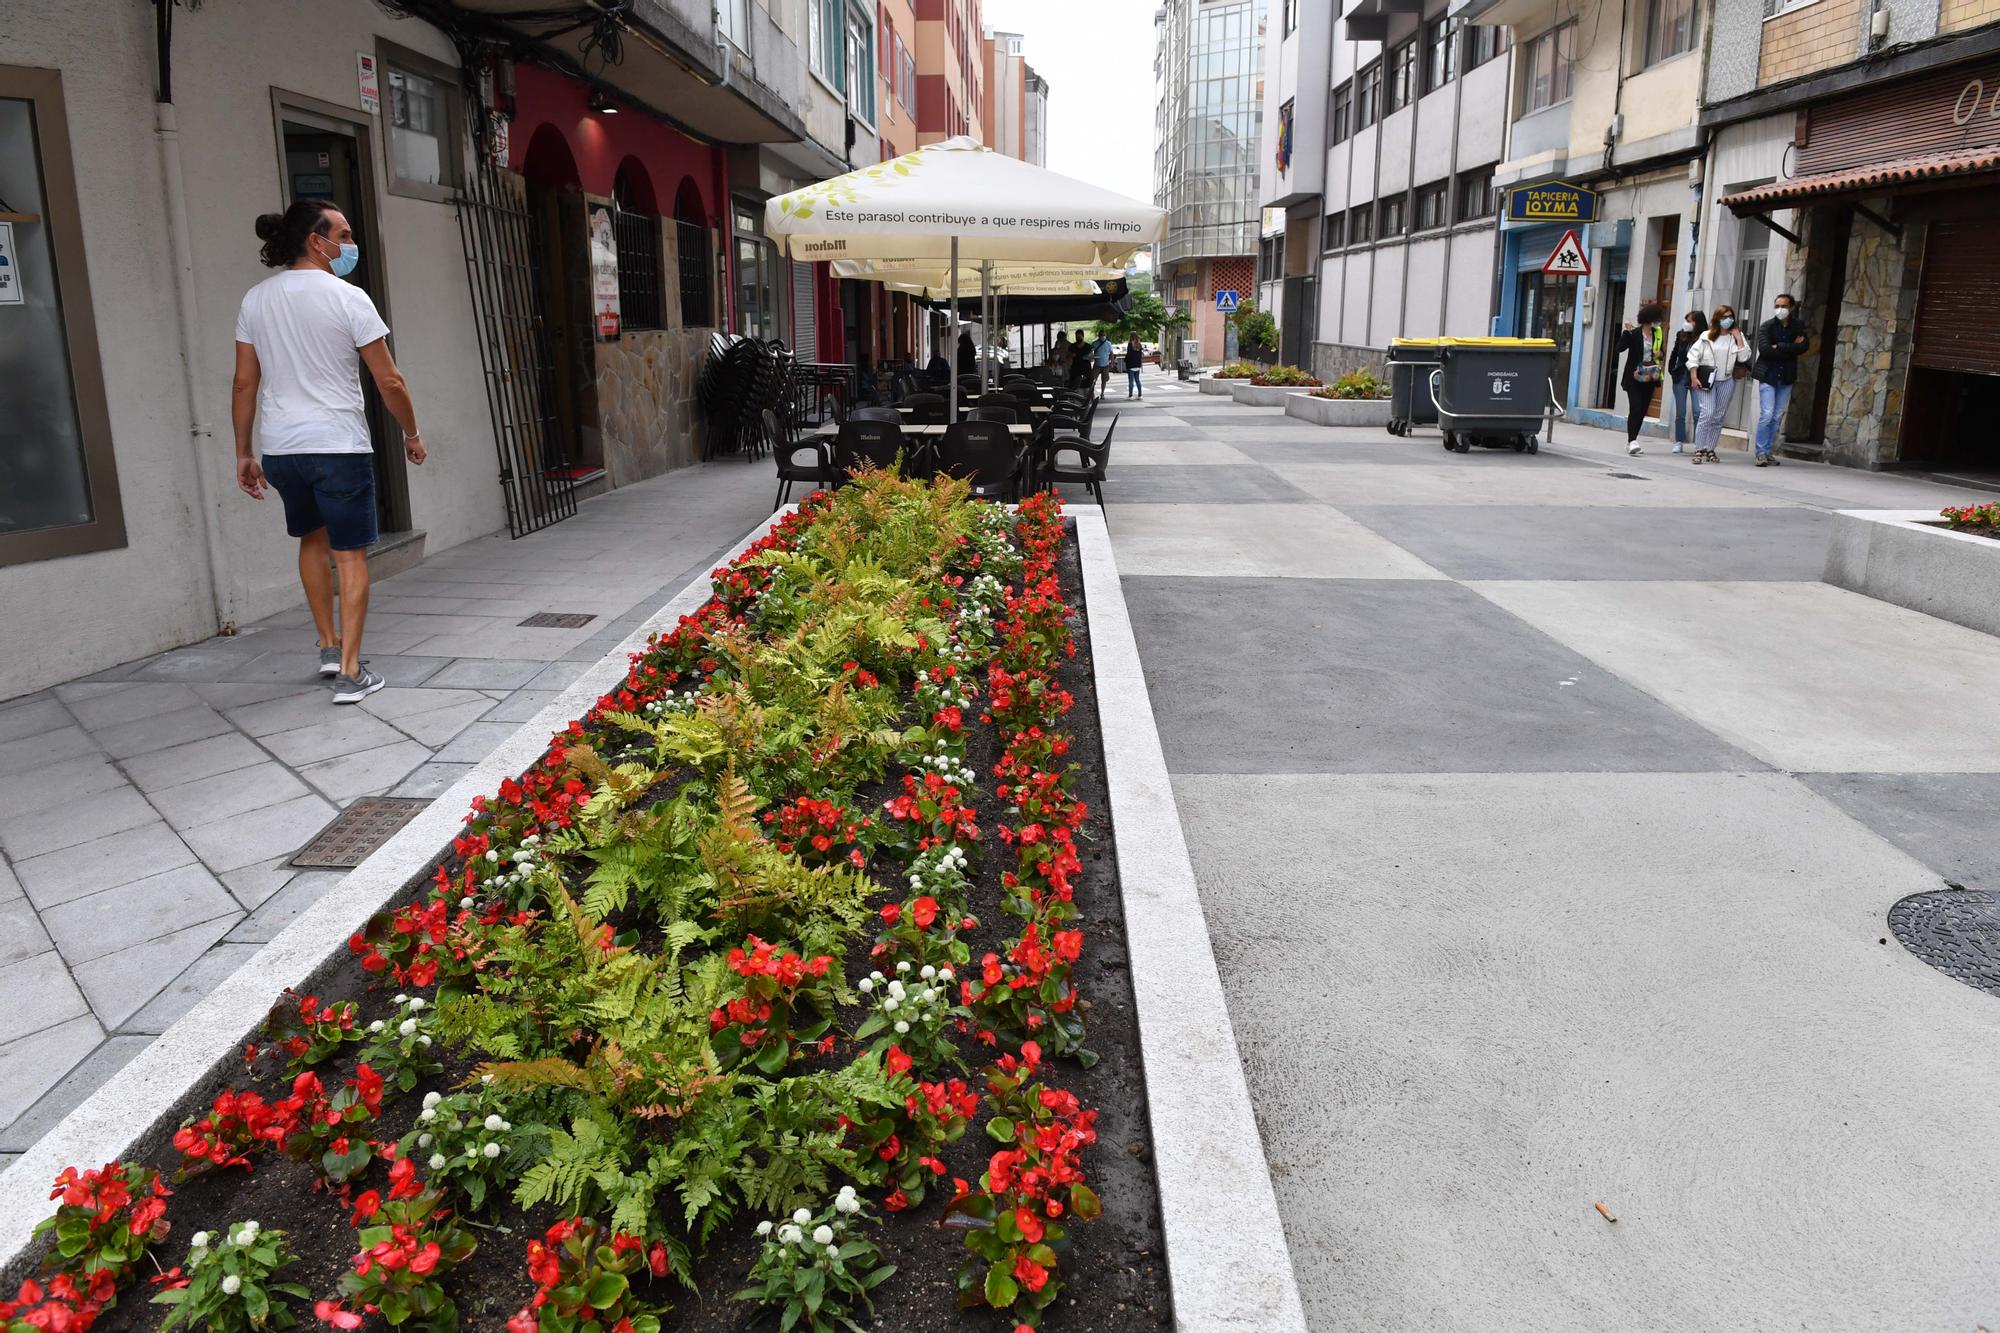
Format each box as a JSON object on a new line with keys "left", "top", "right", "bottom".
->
{"left": 1594, "top": 1201, "right": 1617, "bottom": 1223}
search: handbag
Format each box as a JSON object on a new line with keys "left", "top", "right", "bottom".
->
{"left": 1692, "top": 363, "right": 1714, "bottom": 392}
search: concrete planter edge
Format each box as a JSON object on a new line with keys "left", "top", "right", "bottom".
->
{"left": 1197, "top": 375, "right": 1239, "bottom": 395}
{"left": 1822, "top": 509, "right": 2000, "bottom": 639}
{"left": 1284, "top": 392, "right": 1394, "bottom": 427}
{"left": 1226, "top": 381, "right": 1303, "bottom": 407}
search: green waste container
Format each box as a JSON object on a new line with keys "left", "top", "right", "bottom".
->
{"left": 1386, "top": 338, "right": 1444, "bottom": 437}
{"left": 1430, "top": 338, "right": 1563, "bottom": 454}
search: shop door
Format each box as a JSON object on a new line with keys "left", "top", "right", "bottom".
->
{"left": 1649, "top": 218, "right": 1679, "bottom": 416}
{"left": 527, "top": 184, "right": 596, "bottom": 472}
{"left": 1517, "top": 273, "right": 1574, "bottom": 405}
{"left": 1902, "top": 214, "right": 2000, "bottom": 470}
{"left": 1598, "top": 275, "right": 1627, "bottom": 408}
{"left": 278, "top": 104, "right": 409, "bottom": 537}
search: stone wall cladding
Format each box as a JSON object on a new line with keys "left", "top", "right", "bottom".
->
{"left": 1823, "top": 210, "right": 1926, "bottom": 467}
{"left": 592, "top": 221, "right": 710, "bottom": 487}
{"left": 1313, "top": 339, "right": 1390, "bottom": 381}
{"left": 1941, "top": 0, "right": 2000, "bottom": 30}
{"left": 1759, "top": 0, "right": 1864, "bottom": 85}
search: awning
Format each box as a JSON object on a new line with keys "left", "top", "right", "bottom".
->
{"left": 1719, "top": 147, "right": 2000, "bottom": 212}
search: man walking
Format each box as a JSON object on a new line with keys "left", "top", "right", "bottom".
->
{"left": 232, "top": 198, "right": 426, "bottom": 704}
{"left": 1091, "top": 332, "right": 1115, "bottom": 395}
{"left": 1752, "top": 292, "right": 1809, "bottom": 467}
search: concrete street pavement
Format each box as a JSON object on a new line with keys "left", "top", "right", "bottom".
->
{"left": 1076, "top": 373, "right": 2000, "bottom": 1329}
{"left": 0, "top": 459, "right": 771, "bottom": 1165}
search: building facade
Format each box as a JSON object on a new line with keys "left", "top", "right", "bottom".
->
{"left": 1701, "top": 0, "right": 2000, "bottom": 469}
{"left": 916, "top": 0, "right": 989, "bottom": 145}
{"left": 1025, "top": 67, "right": 1051, "bottom": 166}
{"left": 1257, "top": 0, "right": 1512, "bottom": 374}
{"left": 1156, "top": 0, "right": 1269, "bottom": 365}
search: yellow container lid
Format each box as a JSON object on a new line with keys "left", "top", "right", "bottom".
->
{"left": 1390, "top": 337, "right": 1447, "bottom": 347}
{"left": 1436, "top": 336, "right": 1559, "bottom": 348}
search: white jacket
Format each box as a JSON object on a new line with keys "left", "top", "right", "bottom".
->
{"left": 1688, "top": 329, "right": 1750, "bottom": 387}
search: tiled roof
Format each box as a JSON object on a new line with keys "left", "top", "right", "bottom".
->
{"left": 1719, "top": 148, "right": 2000, "bottom": 210}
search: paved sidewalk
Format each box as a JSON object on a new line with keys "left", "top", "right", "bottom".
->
{"left": 0, "top": 459, "right": 771, "bottom": 1165}
{"left": 1075, "top": 371, "right": 2000, "bottom": 1329}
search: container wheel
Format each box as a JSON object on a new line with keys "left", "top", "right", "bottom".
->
{"left": 1526, "top": 438, "right": 1540, "bottom": 454}
{"left": 1441, "top": 433, "right": 1457, "bottom": 452}
{"left": 1511, "top": 437, "right": 1527, "bottom": 452}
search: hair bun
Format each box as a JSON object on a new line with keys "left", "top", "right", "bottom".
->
{"left": 254, "top": 212, "right": 285, "bottom": 242}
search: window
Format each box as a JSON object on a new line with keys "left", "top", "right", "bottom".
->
{"left": 1330, "top": 81, "right": 1352, "bottom": 142}
{"left": 612, "top": 167, "right": 662, "bottom": 331}
{"left": 1355, "top": 61, "right": 1381, "bottom": 128}
{"left": 809, "top": 0, "right": 844, "bottom": 90}
{"left": 1283, "top": 0, "right": 1299, "bottom": 35}
{"left": 733, "top": 202, "right": 787, "bottom": 341}
{"left": 1456, "top": 165, "right": 1496, "bottom": 221}
{"left": 1763, "top": 0, "right": 1816, "bottom": 16}
{"left": 1322, "top": 210, "right": 1346, "bottom": 251}
{"left": 1378, "top": 194, "right": 1406, "bottom": 238}
{"left": 1386, "top": 41, "right": 1417, "bottom": 114}
{"left": 1414, "top": 181, "right": 1450, "bottom": 230}
{"left": 2, "top": 64, "right": 126, "bottom": 566}
{"left": 1424, "top": 17, "right": 1458, "bottom": 93}
{"left": 1463, "top": 23, "right": 1510, "bottom": 71}
{"left": 378, "top": 41, "right": 462, "bottom": 200}
{"left": 1259, "top": 233, "right": 1284, "bottom": 283}
{"left": 718, "top": 0, "right": 748, "bottom": 50}
{"left": 846, "top": 7, "right": 876, "bottom": 124}
{"left": 1644, "top": 0, "right": 1695, "bottom": 66}
{"left": 900, "top": 40, "right": 916, "bottom": 112}
{"left": 1350, "top": 204, "right": 1374, "bottom": 244}
{"left": 1522, "top": 22, "right": 1576, "bottom": 114}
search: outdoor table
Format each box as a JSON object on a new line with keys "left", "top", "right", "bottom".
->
{"left": 819, "top": 422, "right": 1035, "bottom": 438}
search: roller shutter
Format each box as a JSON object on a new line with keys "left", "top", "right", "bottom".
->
{"left": 1912, "top": 219, "right": 2000, "bottom": 376}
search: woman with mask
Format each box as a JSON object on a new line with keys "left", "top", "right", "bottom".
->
{"left": 1666, "top": 310, "right": 1704, "bottom": 454}
{"left": 1685, "top": 304, "right": 1750, "bottom": 464}
{"left": 1614, "top": 302, "right": 1669, "bottom": 456}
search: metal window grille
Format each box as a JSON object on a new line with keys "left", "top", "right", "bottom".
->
{"left": 676, "top": 219, "right": 713, "bottom": 328}
{"left": 614, "top": 208, "right": 662, "bottom": 331}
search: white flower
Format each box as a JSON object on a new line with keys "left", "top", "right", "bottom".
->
{"left": 756, "top": 1220, "right": 774, "bottom": 1237}
{"left": 485, "top": 850, "right": 499, "bottom": 862}
{"left": 407, "top": 998, "right": 426, "bottom": 1012}
{"left": 894, "top": 1020, "right": 910, "bottom": 1035}
{"left": 940, "top": 967, "right": 955, "bottom": 982}
{"left": 869, "top": 970, "right": 884, "bottom": 983}
{"left": 484, "top": 1114, "right": 505, "bottom": 1132}
{"left": 482, "top": 1142, "right": 502, "bottom": 1159}
{"left": 430, "top": 1153, "right": 447, "bottom": 1170}
{"left": 837, "top": 1184, "right": 857, "bottom": 1200}
{"left": 857, "top": 978, "right": 873, "bottom": 994}
{"left": 777, "top": 1224, "right": 802, "bottom": 1246}
{"left": 792, "top": 1208, "right": 812, "bottom": 1225}
{"left": 232, "top": 1229, "right": 256, "bottom": 1247}
{"left": 399, "top": 1018, "right": 418, "bottom": 1037}
{"left": 459, "top": 896, "right": 475, "bottom": 910}
{"left": 368, "top": 1020, "right": 385, "bottom": 1034}
{"left": 423, "top": 1091, "right": 442, "bottom": 1109}
{"left": 190, "top": 1231, "right": 211, "bottom": 1250}
{"left": 420, "top": 1108, "right": 437, "bottom": 1123}
{"left": 812, "top": 1224, "right": 834, "bottom": 1246}
{"left": 887, "top": 980, "right": 905, "bottom": 1000}
{"left": 826, "top": 1244, "right": 841, "bottom": 1259}
{"left": 920, "top": 965, "right": 937, "bottom": 980}
{"left": 882, "top": 998, "right": 898, "bottom": 1013}
{"left": 896, "top": 961, "right": 911, "bottom": 974}
{"left": 417, "top": 1133, "right": 433, "bottom": 1148}
{"left": 834, "top": 1195, "right": 860, "bottom": 1215}
{"left": 417, "top": 1035, "right": 432, "bottom": 1048}
{"left": 393, "top": 994, "right": 408, "bottom": 1005}
{"left": 220, "top": 1275, "right": 241, "bottom": 1296}
{"left": 499, "top": 1120, "right": 512, "bottom": 1132}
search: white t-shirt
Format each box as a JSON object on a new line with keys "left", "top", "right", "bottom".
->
{"left": 233, "top": 268, "right": 390, "bottom": 456}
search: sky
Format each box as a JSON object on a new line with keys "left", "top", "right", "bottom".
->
{"left": 983, "top": 0, "right": 1159, "bottom": 209}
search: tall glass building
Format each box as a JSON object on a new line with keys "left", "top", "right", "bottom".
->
{"left": 1154, "top": 0, "right": 1266, "bottom": 363}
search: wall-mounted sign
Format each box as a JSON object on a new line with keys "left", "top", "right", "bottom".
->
{"left": 1542, "top": 229, "right": 1591, "bottom": 276}
{"left": 1506, "top": 181, "right": 1600, "bottom": 224}
{"left": 589, "top": 204, "right": 621, "bottom": 341}
{"left": 1215, "top": 289, "right": 1240, "bottom": 312}
{"left": 357, "top": 52, "right": 381, "bottom": 115}
{"left": 0, "top": 222, "right": 21, "bottom": 305}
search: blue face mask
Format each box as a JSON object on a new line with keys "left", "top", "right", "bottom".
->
{"left": 1720, "top": 316, "right": 1735, "bottom": 330}
{"left": 317, "top": 234, "right": 360, "bottom": 278}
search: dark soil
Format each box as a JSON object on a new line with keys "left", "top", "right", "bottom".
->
{"left": 28, "top": 520, "right": 1170, "bottom": 1333}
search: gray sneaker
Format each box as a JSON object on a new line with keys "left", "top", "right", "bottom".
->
{"left": 319, "top": 645, "right": 342, "bottom": 678}
{"left": 331, "top": 665, "right": 386, "bottom": 704}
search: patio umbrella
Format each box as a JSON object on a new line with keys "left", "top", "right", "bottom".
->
{"left": 766, "top": 137, "right": 1165, "bottom": 417}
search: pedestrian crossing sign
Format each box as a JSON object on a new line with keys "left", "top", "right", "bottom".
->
{"left": 1542, "top": 229, "right": 1590, "bottom": 277}
{"left": 1215, "top": 289, "right": 1240, "bottom": 312}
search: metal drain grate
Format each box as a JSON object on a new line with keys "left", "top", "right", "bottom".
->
{"left": 519, "top": 611, "right": 596, "bottom": 629}
{"left": 290, "top": 797, "right": 433, "bottom": 869}
{"left": 1887, "top": 889, "right": 2000, "bottom": 997}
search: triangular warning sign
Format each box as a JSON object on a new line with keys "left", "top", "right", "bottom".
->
{"left": 1543, "top": 229, "right": 1590, "bottom": 276}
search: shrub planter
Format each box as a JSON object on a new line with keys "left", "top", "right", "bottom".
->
{"left": 1226, "top": 381, "right": 1306, "bottom": 407}
{"left": 1197, "top": 375, "right": 1239, "bottom": 395}
{"left": 1284, "top": 393, "right": 1393, "bottom": 428}
{"left": 0, "top": 490, "right": 1303, "bottom": 1333}
{"left": 1823, "top": 509, "right": 2000, "bottom": 638}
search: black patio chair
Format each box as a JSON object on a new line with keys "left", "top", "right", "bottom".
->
{"left": 968, "top": 404, "right": 1018, "bottom": 425}
{"left": 904, "top": 392, "right": 949, "bottom": 426}
{"left": 851, "top": 406, "right": 902, "bottom": 424}
{"left": 1042, "top": 414, "right": 1116, "bottom": 507}
{"left": 957, "top": 374, "right": 984, "bottom": 397}
{"left": 935, "top": 421, "right": 1027, "bottom": 502}
{"left": 767, "top": 409, "right": 833, "bottom": 511}
{"left": 832, "top": 417, "right": 906, "bottom": 482}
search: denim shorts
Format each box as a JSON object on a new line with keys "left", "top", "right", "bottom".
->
{"left": 262, "top": 453, "right": 378, "bottom": 551}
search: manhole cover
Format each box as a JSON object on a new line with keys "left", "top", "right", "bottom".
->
{"left": 290, "top": 797, "right": 432, "bottom": 868}
{"left": 520, "top": 611, "right": 596, "bottom": 629}
{"left": 1605, "top": 472, "right": 1649, "bottom": 480}
{"left": 1887, "top": 889, "right": 2000, "bottom": 997}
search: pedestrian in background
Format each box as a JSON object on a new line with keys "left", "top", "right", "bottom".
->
{"left": 1092, "top": 332, "right": 1115, "bottom": 394}
{"left": 1615, "top": 302, "right": 1668, "bottom": 457}
{"left": 1125, "top": 333, "right": 1146, "bottom": 398}
{"left": 1048, "top": 332, "right": 1070, "bottom": 380}
{"left": 1753, "top": 292, "right": 1809, "bottom": 467}
{"left": 957, "top": 328, "right": 977, "bottom": 376}
{"left": 232, "top": 198, "right": 425, "bottom": 705}
{"left": 1667, "top": 310, "right": 1704, "bottom": 454}
{"left": 1067, "top": 329, "right": 1093, "bottom": 391}
{"left": 1686, "top": 303, "right": 1750, "bottom": 465}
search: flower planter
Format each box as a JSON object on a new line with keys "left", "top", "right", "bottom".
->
{"left": 1227, "top": 381, "right": 1311, "bottom": 407}
{"left": 0, "top": 495, "right": 1304, "bottom": 1333}
{"left": 1822, "top": 509, "right": 2000, "bottom": 639}
{"left": 1197, "top": 375, "right": 1240, "bottom": 395}
{"left": 1284, "top": 392, "right": 1393, "bottom": 428}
